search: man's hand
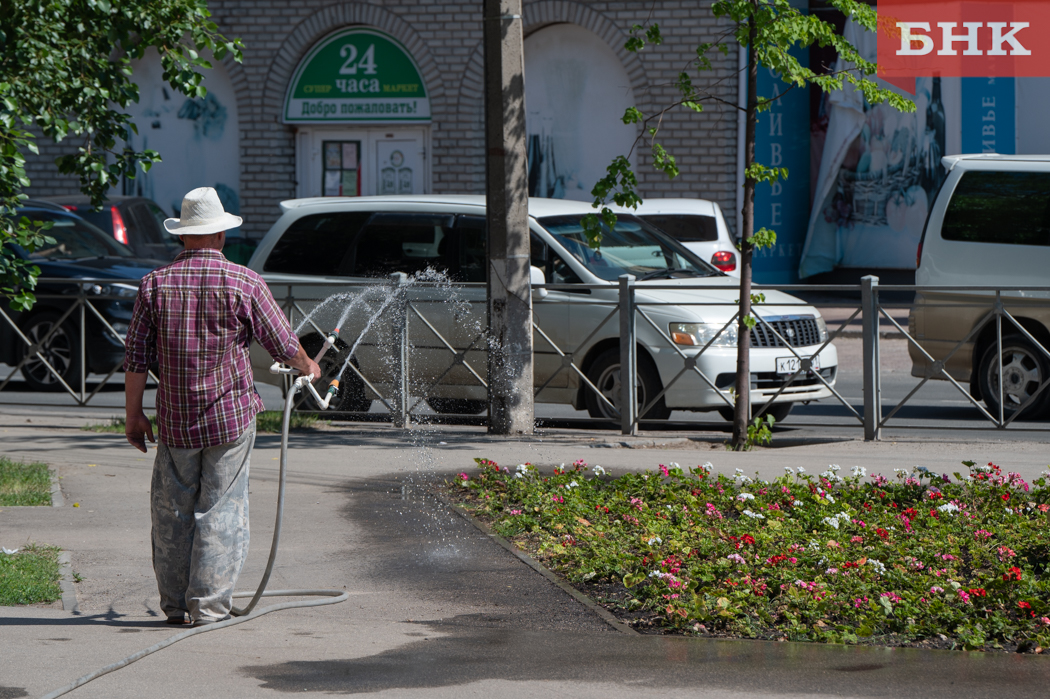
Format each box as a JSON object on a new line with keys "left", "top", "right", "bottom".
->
{"left": 126, "top": 411, "right": 155, "bottom": 453}
{"left": 286, "top": 344, "right": 322, "bottom": 382}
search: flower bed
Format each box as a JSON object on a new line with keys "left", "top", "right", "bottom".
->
{"left": 450, "top": 458, "right": 1050, "bottom": 652}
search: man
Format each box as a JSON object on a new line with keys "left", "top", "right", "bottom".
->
{"left": 123, "top": 187, "right": 320, "bottom": 626}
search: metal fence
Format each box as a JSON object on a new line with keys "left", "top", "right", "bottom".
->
{"left": 3, "top": 275, "right": 1050, "bottom": 440}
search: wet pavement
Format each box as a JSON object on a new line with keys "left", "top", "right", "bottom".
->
{"left": 2, "top": 412, "right": 1050, "bottom": 697}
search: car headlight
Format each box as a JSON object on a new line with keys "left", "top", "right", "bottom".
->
{"left": 815, "top": 316, "right": 828, "bottom": 342}
{"left": 669, "top": 322, "right": 738, "bottom": 347}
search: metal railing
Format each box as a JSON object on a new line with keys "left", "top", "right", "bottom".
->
{"left": 3, "top": 275, "right": 1050, "bottom": 441}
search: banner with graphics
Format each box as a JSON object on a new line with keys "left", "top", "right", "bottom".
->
{"left": 283, "top": 28, "right": 431, "bottom": 124}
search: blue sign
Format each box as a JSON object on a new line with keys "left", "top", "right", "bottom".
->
{"left": 961, "top": 77, "right": 1014, "bottom": 155}
{"left": 753, "top": 43, "right": 810, "bottom": 284}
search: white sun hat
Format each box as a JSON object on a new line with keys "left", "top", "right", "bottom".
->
{"left": 163, "top": 187, "right": 243, "bottom": 235}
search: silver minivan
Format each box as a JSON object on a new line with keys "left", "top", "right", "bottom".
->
{"left": 248, "top": 195, "right": 837, "bottom": 421}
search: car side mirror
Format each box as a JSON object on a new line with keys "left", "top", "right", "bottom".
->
{"left": 530, "top": 265, "right": 548, "bottom": 300}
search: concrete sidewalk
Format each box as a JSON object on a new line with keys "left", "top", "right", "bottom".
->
{"left": 3, "top": 414, "right": 1050, "bottom": 698}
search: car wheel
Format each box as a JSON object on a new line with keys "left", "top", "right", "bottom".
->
{"left": 425, "top": 398, "right": 488, "bottom": 415}
{"left": 718, "top": 402, "right": 792, "bottom": 423}
{"left": 300, "top": 335, "right": 372, "bottom": 413}
{"left": 978, "top": 335, "right": 1050, "bottom": 420}
{"left": 584, "top": 349, "right": 671, "bottom": 421}
{"left": 20, "top": 312, "right": 82, "bottom": 392}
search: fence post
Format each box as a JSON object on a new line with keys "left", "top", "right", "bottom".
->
{"left": 389, "top": 273, "right": 410, "bottom": 428}
{"left": 78, "top": 291, "right": 87, "bottom": 404}
{"left": 619, "top": 274, "right": 637, "bottom": 436}
{"left": 861, "top": 275, "right": 881, "bottom": 441}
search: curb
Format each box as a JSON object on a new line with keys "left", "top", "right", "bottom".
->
{"left": 50, "top": 468, "right": 64, "bottom": 508}
{"left": 435, "top": 492, "right": 637, "bottom": 636}
{"left": 57, "top": 551, "right": 79, "bottom": 613}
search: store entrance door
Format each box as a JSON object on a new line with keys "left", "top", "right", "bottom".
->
{"left": 296, "top": 128, "right": 428, "bottom": 198}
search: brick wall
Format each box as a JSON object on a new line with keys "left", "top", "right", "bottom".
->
{"left": 24, "top": 0, "right": 740, "bottom": 238}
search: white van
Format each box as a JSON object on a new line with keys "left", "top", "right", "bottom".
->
{"left": 248, "top": 196, "right": 837, "bottom": 421}
{"left": 910, "top": 154, "right": 1050, "bottom": 418}
{"left": 627, "top": 199, "right": 740, "bottom": 276}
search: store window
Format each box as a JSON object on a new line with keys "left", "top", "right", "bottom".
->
{"left": 323, "top": 140, "right": 361, "bottom": 197}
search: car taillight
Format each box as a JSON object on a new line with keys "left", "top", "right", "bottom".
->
{"left": 916, "top": 241, "right": 923, "bottom": 268}
{"left": 61, "top": 204, "right": 76, "bottom": 211}
{"left": 711, "top": 250, "right": 736, "bottom": 272}
{"left": 112, "top": 206, "right": 128, "bottom": 245}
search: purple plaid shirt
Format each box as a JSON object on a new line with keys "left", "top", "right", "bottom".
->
{"left": 123, "top": 249, "right": 299, "bottom": 449}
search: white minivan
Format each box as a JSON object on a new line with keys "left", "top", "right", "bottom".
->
{"left": 248, "top": 196, "right": 837, "bottom": 421}
{"left": 910, "top": 154, "right": 1050, "bottom": 418}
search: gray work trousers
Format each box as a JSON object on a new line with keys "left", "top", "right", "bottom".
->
{"left": 151, "top": 421, "right": 255, "bottom": 622}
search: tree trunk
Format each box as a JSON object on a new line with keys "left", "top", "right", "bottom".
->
{"left": 731, "top": 11, "right": 759, "bottom": 449}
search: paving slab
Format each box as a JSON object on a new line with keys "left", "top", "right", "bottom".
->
{"left": 2, "top": 413, "right": 1050, "bottom": 698}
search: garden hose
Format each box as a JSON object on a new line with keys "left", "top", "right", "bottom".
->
{"left": 41, "top": 373, "right": 348, "bottom": 699}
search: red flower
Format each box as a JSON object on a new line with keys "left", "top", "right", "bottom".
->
{"left": 742, "top": 534, "right": 756, "bottom": 546}
{"left": 1002, "top": 493, "right": 1011, "bottom": 502}
{"left": 904, "top": 507, "right": 919, "bottom": 518}
{"left": 1019, "top": 601, "right": 1032, "bottom": 610}
{"left": 968, "top": 588, "right": 987, "bottom": 597}
{"left": 1004, "top": 566, "right": 1023, "bottom": 582}
{"left": 876, "top": 528, "right": 890, "bottom": 540}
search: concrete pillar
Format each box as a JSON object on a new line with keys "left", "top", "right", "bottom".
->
{"left": 484, "top": 0, "right": 534, "bottom": 435}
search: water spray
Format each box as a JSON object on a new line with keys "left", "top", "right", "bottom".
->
{"left": 42, "top": 337, "right": 349, "bottom": 698}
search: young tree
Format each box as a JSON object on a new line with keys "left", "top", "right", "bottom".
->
{"left": 584, "top": 0, "right": 913, "bottom": 448}
{"left": 0, "top": 0, "right": 242, "bottom": 310}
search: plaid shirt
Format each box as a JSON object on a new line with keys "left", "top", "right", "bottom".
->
{"left": 123, "top": 249, "right": 299, "bottom": 449}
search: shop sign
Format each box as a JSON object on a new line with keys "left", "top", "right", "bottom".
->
{"left": 284, "top": 28, "right": 430, "bottom": 123}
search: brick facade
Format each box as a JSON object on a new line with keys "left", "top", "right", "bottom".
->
{"left": 25, "top": 0, "right": 740, "bottom": 239}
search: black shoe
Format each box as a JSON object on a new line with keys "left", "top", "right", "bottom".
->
{"left": 165, "top": 614, "right": 189, "bottom": 625}
{"left": 191, "top": 614, "right": 232, "bottom": 627}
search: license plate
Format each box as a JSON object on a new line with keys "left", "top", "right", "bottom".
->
{"left": 776, "top": 355, "right": 820, "bottom": 375}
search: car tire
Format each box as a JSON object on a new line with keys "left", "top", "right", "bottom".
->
{"left": 20, "top": 312, "right": 83, "bottom": 392}
{"left": 718, "top": 402, "right": 792, "bottom": 423}
{"left": 978, "top": 335, "right": 1050, "bottom": 420}
{"left": 585, "top": 349, "right": 671, "bottom": 421}
{"left": 425, "top": 398, "right": 488, "bottom": 415}
{"left": 300, "top": 335, "right": 372, "bottom": 413}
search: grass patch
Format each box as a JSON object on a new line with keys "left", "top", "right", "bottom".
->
{"left": 255, "top": 410, "right": 329, "bottom": 433}
{"left": 0, "top": 457, "right": 51, "bottom": 506}
{"left": 450, "top": 458, "right": 1050, "bottom": 652}
{"left": 83, "top": 411, "right": 327, "bottom": 436}
{"left": 0, "top": 544, "right": 62, "bottom": 605}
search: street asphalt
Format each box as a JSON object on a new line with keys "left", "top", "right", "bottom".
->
{"left": 3, "top": 410, "right": 1050, "bottom": 698}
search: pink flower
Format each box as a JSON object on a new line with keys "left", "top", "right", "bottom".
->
{"left": 974, "top": 530, "right": 994, "bottom": 540}
{"left": 958, "top": 590, "right": 971, "bottom": 604}
{"left": 551, "top": 495, "right": 564, "bottom": 504}
{"left": 997, "top": 546, "right": 1016, "bottom": 561}
{"left": 853, "top": 596, "right": 869, "bottom": 609}
{"left": 458, "top": 473, "right": 469, "bottom": 481}
{"left": 509, "top": 509, "right": 522, "bottom": 515}
{"left": 660, "top": 464, "right": 670, "bottom": 477}
{"left": 930, "top": 586, "right": 944, "bottom": 594}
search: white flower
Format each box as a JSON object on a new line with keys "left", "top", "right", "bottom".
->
{"left": 738, "top": 493, "right": 755, "bottom": 501}
{"left": 567, "top": 480, "right": 579, "bottom": 489}
{"left": 822, "top": 517, "right": 841, "bottom": 530}
{"left": 825, "top": 494, "right": 836, "bottom": 504}
{"left": 593, "top": 465, "right": 606, "bottom": 476}
{"left": 784, "top": 466, "right": 796, "bottom": 474}
{"left": 514, "top": 473, "right": 524, "bottom": 479}
{"left": 735, "top": 468, "right": 744, "bottom": 474}
{"left": 937, "top": 502, "right": 959, "bottom": 514}
{"left": 647, "top": 537, "right": 663, "bottom": 546}
{"left": 797, "top": 467, "right": 806, "bottom": 474}
{"left": 742, "top": 509, "right": 765, "bottom": 520}
{"left": 516, "top": 464, "right": 530, "bottom": 473}
{"left": 867, "top": 558, "right": 887, "bottom": 574}
{"left": 793, "top": 500, "right": 803, "bottom": 506}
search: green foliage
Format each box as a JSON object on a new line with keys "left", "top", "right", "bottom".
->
{"left": 741, "top": 413, "right": 775, "bottom": 449}
{"left": 454, "top": 459, "right": 1050, "bottom": 651}
{"left": 0, "top": 0, "right": 243, "bottom": 309}
{"left": 0, "top": 457, "right": 51, "bottom": 506}
{"left": 0, "top": 544, "right": 62, "bottom": 605}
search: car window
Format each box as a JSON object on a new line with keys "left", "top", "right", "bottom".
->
{"left": 347, "top": 213, "right": 455, "bottom": 278}
{"left": 453, "top": 215, "right": 487, "bottom": 283}
{"left": 639, "top": 214, "right": 718, "bottom": 242}
{"left": 263, "top": 211, "right": 371, "bottom": 275}
{"left": 942, "top": 171, "right": 1050, "bottom": 246}
{"left": 72, "top": 207, "right": 113, "bottom": 234}
{"left": 19, "top": 212, "right": 135, "bottom": 259}
{"left": 538, "top": 214, "right": 718, "bottom": 281}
